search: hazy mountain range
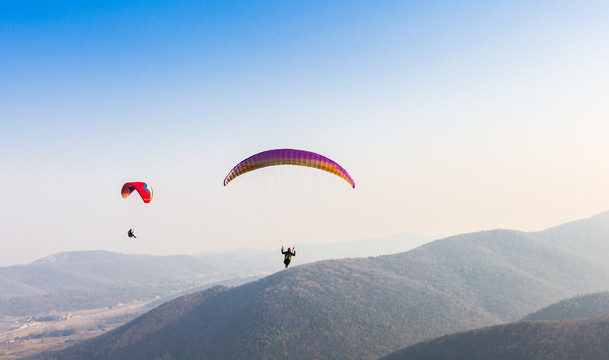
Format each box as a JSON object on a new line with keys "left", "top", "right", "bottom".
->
{"left": 0, "top": 233, "right": 433, "bottom": 317}
{"left": 35, "top": 211, "right": 609, "bottom": 360}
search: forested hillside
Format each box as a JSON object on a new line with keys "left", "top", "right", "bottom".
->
{"left": 524, "top": 291, "right": 609, "bottom": 321}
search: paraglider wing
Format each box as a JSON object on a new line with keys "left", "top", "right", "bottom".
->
{"left": 121, "top": 182, "right": 153, "bottom": 203}
{"left": 223, "top": 149, "right": 355, "bottom": 188}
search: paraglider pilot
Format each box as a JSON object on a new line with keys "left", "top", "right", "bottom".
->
{"left": 281, "top": 246, "right": 295, "bottom": 268}
{"left": 127, "top": 229, "right": 137, "bottom": 238}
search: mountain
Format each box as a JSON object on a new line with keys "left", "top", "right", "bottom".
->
{"left": 36, "top": 211, "right": 609, "bottom": 360}
{"left": 379, "top": 316, "right": 609, "bottom": 360}
{"left": 524, "top": 291, "right": 609, "bottom": 321}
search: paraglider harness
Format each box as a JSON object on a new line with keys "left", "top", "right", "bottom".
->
{"left": 281, "top": 246, "right": 295, "bottom": 268}
{"left": 128, "top": 229, "right": 137, "bottom": 238}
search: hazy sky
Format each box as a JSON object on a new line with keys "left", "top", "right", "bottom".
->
{"left": 1, "top": 0, "right": 608, "bottom": 266}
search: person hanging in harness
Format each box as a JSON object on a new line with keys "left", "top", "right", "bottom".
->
{"left": 127, "top": 229, "right": 137, "bottom": 238}
{"left": 281, "top": 246, "right": 296, "bottom": 268}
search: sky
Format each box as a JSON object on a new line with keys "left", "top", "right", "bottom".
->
{"left": 1, "top": 0, "right": 608, "bottom": 266}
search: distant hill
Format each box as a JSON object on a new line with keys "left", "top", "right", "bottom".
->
{"left": 0, "top": 251, "right": 224, "bottom": 316}
{"left": 524, "top": 291, "right": 609, "bottom": 321}
{"left": 37, "top": 211, "right": 609, "bottom": 360}
{"left": 380, "top": 316, "right": 609, "bottom": 360}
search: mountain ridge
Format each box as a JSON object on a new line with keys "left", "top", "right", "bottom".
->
{"left": 524, "top": 291, "right": 609, "bottom": 321}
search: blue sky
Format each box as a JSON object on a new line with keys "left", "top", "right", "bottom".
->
{"left": 1, "top": 0, "right": 608, "bottom": 266}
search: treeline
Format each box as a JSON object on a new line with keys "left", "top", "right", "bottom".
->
{"left": 18, "top": 328, "right": 76, "bottom": 340}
